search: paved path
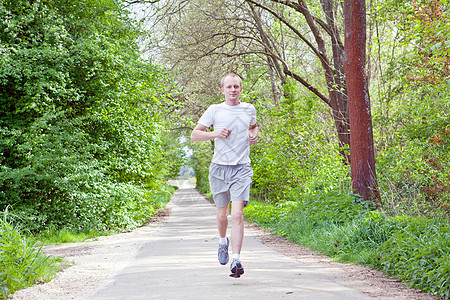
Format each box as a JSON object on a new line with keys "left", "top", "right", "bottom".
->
{"left": 93, "top": 188, "right": 373, "bottom": 300}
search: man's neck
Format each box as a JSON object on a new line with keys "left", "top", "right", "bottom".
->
{"left": 225, "top": 99, "right": 240, "bottom": 106}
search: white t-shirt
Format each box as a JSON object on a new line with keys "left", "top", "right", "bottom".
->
{"left": 198, "top": 102, "right": 257, "bottom": 165}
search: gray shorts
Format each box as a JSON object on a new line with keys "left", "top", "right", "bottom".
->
{"left": 209, "top": 163, "right": 253, "bottom": 208}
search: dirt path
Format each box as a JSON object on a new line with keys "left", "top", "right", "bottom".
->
{"left": 12, "top": 187, "right": 436, "bottom": 300}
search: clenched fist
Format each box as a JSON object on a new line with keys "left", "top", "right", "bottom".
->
{"left": 216, "top": 128, "right": 232, "bottom": 139}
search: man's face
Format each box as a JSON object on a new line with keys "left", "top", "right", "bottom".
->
{"left": 221, "top": 76, "right": 242, "bottom": 105}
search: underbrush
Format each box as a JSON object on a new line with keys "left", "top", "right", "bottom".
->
{"left": 244, "top": 193, "right": 450, "bottom": 299}
{"left": 0, "top": 209, "right": 62, "bottom": 299}
{"left": 8, "top": 184, "right": 176, "bottom": 235}
{"left": 35, "top": 227, "right": 112, "bottom": 245}
{"left": 32, "top": 185, "right": 177, "bottom": 245}
{"left": 0, "top": 184, "right": 176, "bottom": 298}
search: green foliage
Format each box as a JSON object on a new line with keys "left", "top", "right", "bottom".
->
{"left": 376, "top": 123, "right": 450, "bottom": 218}
{"left": 0, "top": 208, "right": 62, "bottom": 298}
{"left": 244, "top": 201, "right": 450, "bottom": 299}
{"left": 190, "top": 139, "right": 213, "bottom": 196}
{"left": 160, "top": 133, "right": 188, "bottom": 181}
{"left": 0, "top": 0, "right": 182, "bottom": 233}
{"left": 244, "top": 190, "right": 367, "bottom": 232}
{"left": 243, "top": 200, "right": 282, "bottom": 228}
{"left": 36, "top": 227, "right": 111, "bottom": 245}
{"left": 379, "top": 216, "right": 450, "bottom": 298}
{"left": 368, "top": 0, "right": 450, "bottom": 220}
{"left": 250, "top": 81, "right": 350, "bottom": 204}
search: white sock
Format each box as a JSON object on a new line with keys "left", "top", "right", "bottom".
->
{"left": 232, "top": 253, "right": 240, "bottom": 261}
{"left": 219, "top": 237, "right": 228, "bottom": 245}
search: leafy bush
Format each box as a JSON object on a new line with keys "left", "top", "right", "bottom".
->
{"left": 244, "top": 190, "right": 368, "bottom": 233}
{"left": 376, "top": 135, "right": 450, "bottom": 218}
{"left": 0, "top": 0, "right": 181, "bottom": 233}
{"left": 190, "top": 140, "right": 213, "bottom": 196}
{"left": 0, "top": 208, "right": 61, "bottom": 298}
{"left": 243, "top": 200, "right": 282, "bottom": 228}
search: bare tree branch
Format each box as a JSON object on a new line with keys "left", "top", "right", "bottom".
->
{"left": 244, "top": 0, "right": 325, "bottom": 63}
{"left": 209, "top": 48, "right": 331, "bottom": 107}
{"left": 125, "top": 0, "right": 161, "bottom": 4}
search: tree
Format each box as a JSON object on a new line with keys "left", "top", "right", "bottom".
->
{"left": 138, "top": 0, "right": 385, "bottom": 203}
{"left": 343, "top": 0, "right": 380, "bottom": 204}
{"left": 245, "top": 0, "right": 350, "bottom": 161}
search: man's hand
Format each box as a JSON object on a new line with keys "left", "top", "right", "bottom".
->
{"left": 216, "top": 128, "right": 232, "bottom": 139}
{"left": 191, "top": 124, "right": 232, "bottom": 142}
{"left": 249, "top": 124, "right": 259, "bottom": 145}
{"left": 249, "top": 134, "right": 258, "bottom": 145}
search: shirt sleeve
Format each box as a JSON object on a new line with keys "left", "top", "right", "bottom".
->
{"left": 197, "top": 105, "right": 214, "bottom": 127}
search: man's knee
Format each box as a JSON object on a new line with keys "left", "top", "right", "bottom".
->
{"left": 231, "top": 208, "right": 243, "bottom": 223}
{"left": 217, "top": 206, "right": 228, "bottom": 219}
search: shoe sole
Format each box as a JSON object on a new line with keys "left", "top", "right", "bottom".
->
{"left": 229, "top": 264, "right": 244, "bottom": 278}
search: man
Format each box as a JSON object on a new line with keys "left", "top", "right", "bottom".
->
{"left": 191, "top": 73, "right": 258, "bottom": 278}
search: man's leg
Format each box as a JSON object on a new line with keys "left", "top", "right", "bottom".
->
{"left": 217, "top": 203, "right": 229, "bottom": 238}
{"left": 229, "top": 200, "right": 245, "bottom": 278}
{"left": 230, "top": 201, "right": 245, "bottom": 255}
{"left": 217, "top": 203, "right": 230, "bottom": 265}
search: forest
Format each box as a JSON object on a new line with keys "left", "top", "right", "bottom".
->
{"left": 0, "top": 0, "right": 449, "bottom": 298}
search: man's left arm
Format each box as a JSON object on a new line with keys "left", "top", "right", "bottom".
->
{"left": 249, "top": 123, "right": 259, "bottom": 145}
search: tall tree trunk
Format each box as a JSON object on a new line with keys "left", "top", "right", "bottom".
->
{"left": 343, "top": 0, "right": 380, "bottom": 205}
{"left": 295, "top": 0, "right": 350, "bottom": 162}
{"left": 321, "top": 0, "right": 350, "bottom": 163}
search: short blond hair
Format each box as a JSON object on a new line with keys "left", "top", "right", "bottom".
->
{"left": 220, "top": 73, "right": 242, "bottom": 88}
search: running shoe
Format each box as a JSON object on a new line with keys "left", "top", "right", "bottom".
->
{"left": 229, "top": 258, "right": 244, "bottom": 278}
{"left": 218, "top": 237, "right": 229, "bottom": 265}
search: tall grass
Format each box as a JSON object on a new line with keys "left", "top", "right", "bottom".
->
{"left": 0, "top": 208, "right": 62, "bottom": 298}
{"left": 244, "top": 197, "right": 450, "bottom": 299}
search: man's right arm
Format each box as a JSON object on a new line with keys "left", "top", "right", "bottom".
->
{"left": 191, "top": 124, "right": 231, "bottom": 142}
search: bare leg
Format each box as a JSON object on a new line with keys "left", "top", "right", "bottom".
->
{"left": 217, "top": 203, "right": 229, "bottom": 238}
{"left": 230, "top": 201, "right": 245, "bottom": 254}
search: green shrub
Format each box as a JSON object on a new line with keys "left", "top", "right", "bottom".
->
{"left": 190, "top": 141, "right": 213, "bottom": 196}
{"left": 0, "top": 0, "right": 181, "bottom": 233}
{"left": 286, "top": 191, "right": 368, "bottom": 225}
{"left": 304, "top": 211, "right": 399, "bottom": 265}
{"left": 376, "top": 129, "right": 450, "bottom": 218}
{"left": 244, "top": 200, "right": 282, "bottom": 228}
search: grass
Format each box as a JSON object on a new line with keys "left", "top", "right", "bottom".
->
{"left": 0, "top": 208, "right": 63, "bottom": 299}
{"left": 244, "top": 198, "right": 450, "bottom": 299}
{"left": 35, "top": 227, "right": 112, "bottom": 245}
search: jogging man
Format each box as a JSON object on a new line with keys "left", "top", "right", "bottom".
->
{"left": 190, "top": 73, "right": 258, "bottom": 278}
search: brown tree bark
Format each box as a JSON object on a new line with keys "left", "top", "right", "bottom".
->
{"left": 343, "top": 0, "right": 380, "bottom": 205}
